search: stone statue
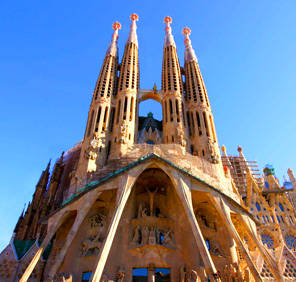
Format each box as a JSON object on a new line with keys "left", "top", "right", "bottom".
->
{"left": 89, "top": 213, "right": 106, "bottom": 228}
{"left": 148, "top": 227, "right": 156, "bottom": 245}
{"left": 162, "top": 229, "right": 173, "bottom": 246}
{"left": 210, "top": 240, "right": 223, "bottom": 257}
{"left": 132, "top": 225, "right": 141, "bottom": 244}
{"left": 145, "top": 187, "right": 159, "bottom": 216}
{"left": 81, "top": 212, "right": 106, "bottom": 256}
{"left": 117, "top": 267, "right": 125, "bottom": 282}
{"left": 81, "top": 232, "right": 103, "bottom": 257}
{"left": 141, "top": 226, "right": 149, "bottom": 245}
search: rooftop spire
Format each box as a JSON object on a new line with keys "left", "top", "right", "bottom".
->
{"left": 182, "top": 27, "right": 197, "bottom": 62}
{"left": 106, "top": 22, "right": 121, "bottom": 57}
{"left": 164, "top": 16, "right": 176, "bottom": 47}
{"left": 127, "top": 13, "right": 139, "bottom": 46}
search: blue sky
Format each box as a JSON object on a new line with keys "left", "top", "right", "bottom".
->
{"left": 0, "top": 0, "right": 295, "bottom": 250}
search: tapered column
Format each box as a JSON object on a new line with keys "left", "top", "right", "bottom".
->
{"left": 91, "top": 175, "right": 134, "bottom": 281}
{"left": 47, "top": 193, "right": 100, "bottom": 279}
{"left": 176, "top": 176, "right": 220, "bottom": 281}
{"left": 210, "top": 195, "right": 279, "bottom": 281}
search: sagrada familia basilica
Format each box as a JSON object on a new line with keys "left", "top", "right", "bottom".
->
{"left": 1, "top": 14, "right": 296, "bottom": 282}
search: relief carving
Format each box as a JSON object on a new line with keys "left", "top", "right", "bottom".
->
{"left": 131, "top": 225, "right": 175, "bottom": 248}
{"left": 84, "top": 133, "right": 102, "bottom": 160}
{"left": 118, "top": 122, "right": 128, "bottom": 144}
{"left": 80, "top": 212, "right": 107, "bottom": 257}
{"left": 207, "top": 140, "right": 219, "bottom": 164}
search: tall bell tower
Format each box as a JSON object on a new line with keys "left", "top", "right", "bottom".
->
{"left": 182, "top": 27, "right": 220, "bottom": 163}
{"left": 69, "top": 22, "right": 121, "bottom": 194}
{"left": 110, "top": 14, "right": 139, "bottom": 158}
{"left": 161, "top": 17, "right": 189, "bottom": 148}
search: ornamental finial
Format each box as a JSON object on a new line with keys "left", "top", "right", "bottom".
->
{"left": 163, "top": 16, "right": 175, "bottom": 47}
{"left": 106, "top": 22, "right": 121, "bottom": 56}
{"left": 130, "top": 13, "right": 139, "bottom": 22}
{"left": 182, "top": 27, "right": 191, "bottom": 36}
{"left": 164, "top": 16, "right": 172, "bottom": 25}
{"left": 112, "top": 22, "right": 121, "bottom": 31}
{"left": 182, "top": 26, "right": 197, "bottom": 62}
{"left": 237, "top": 145, "right": 243, "bottom": 153}
{"left": 127, "top": 14, "right": 139, "bottom": 46}
{"left": 182, "top": 27, "right": 191, "bottom": 45}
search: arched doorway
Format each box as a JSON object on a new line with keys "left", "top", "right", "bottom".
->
{"left": 138, "top": 99, "right": 163, "bottom": 144}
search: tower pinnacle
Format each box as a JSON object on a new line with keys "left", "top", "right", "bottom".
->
{"left": 127, "top": 13, "right": 139, "bottom": 46}
{"left": 182, "top": 27, "right": 197, "bottom": 62}
{"left": 164, "top": 16, "right": 176, "bottom": 47}
{"left": 106, "top": 22, "right": 121, "bottom": 57}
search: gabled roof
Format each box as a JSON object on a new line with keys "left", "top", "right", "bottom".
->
{"left": 41, "top": 153, "right": 255, "bottom": 223}
{"left": 12, "top": 239, "right": 52, "bottom": 260}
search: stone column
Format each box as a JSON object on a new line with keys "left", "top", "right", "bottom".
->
{"left": 47, "top": 192, "right": 100, "bottom": 279}
{"left": 148, "top": 264, "right": 155, "bottom": 282}
{"left": 175, "top": 176, "right": 220, "bottom": 281}
{"left": 210, "top": 196, "right": 265, "bottom": 282}
{"left": 91, "top": 175, "right": 134, "bottom": 281}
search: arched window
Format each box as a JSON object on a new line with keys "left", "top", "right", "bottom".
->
{"left": 255, "top": 202, "right": 261, "bottom": 211}
{"left": 279, "top": 203, "right": 284, "bottom": 212}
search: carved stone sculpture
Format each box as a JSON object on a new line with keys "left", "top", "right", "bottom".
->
{"left": 117, "top": 266, "right": 125, "bottom": 282}
{"left": 81, "top": 212, "right": 106, "bottom": 257}
{"left": 132, "top": 225, "right": 141, "bottom": 244}
{"left": 162, "top": 229, "right": 173, "bottom": 246}
{"left": 141, "top": 226, "right": 149, "bottom": 245}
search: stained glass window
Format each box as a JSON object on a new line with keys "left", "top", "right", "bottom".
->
{"left": 279, "top": 203, "right": 284, "bottom": 212}
{"left": 285, "top": 234, "right": 296, "bottom": 249}
{"left": 255, "top": 202, "right": 261, "bottom": 211}
{"left": 261, "top": 234, "right": 274, "bottom": 248}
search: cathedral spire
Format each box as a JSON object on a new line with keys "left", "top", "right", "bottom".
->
{"left": 182, "top": 26, "right": 220, "bottom": 163}
{"left": 127, "top": 13, "right": 139, "bottom": 46}
{"left": 161, "top": 17, "right": 188, "bottom": 147}
{"left": 182, "top": 27, "right": 197, "bottom": 62}
{"left": 106, "top": 22, "right": 121, "bottom": 57}
{"left": 109, "top": 14, "right": 139, "bottom": 158}
{"left": 164, "top": 16, "right": 176, "bottom": 47}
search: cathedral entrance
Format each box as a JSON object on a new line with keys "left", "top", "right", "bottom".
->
{"left": 132, "top": 268, "right": 148, "bottom": 282}
{"left": 132, "top": 267, "right": 170, "bottom": 282}
{"left": 155, "top": 268, "right": 170, "bottom": 282}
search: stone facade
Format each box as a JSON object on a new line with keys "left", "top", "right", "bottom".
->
{"left": 1, "top": 14, "right": 296, "bottom": 282}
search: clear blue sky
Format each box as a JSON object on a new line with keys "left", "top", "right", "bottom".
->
{"left": 0, "top": 0, "right": 295, "bottom": 250}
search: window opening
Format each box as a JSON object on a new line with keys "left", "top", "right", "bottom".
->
{"left": 130, "top": 97, "right": 134, "bottom": 121}
{"left": 109, "top": 107, "right": 115, "bottom": 132}
{"left": 123, "top": 97, "right": 128, "bottom": 120}
{"left": 133, "top": 268, "right": 148, "bottom": 282}
{"left": 155, "top": 268, "right": 170, "bottom": 282}
{"left": 203, "top": 112, "right": 209, "bottom": 137}
{"left": 206, "top": 239, "right": 210, "bottom": 250}
{"left": 169, "top": 99, "right": 173, "bottom": 121}
{"left": 87, "top": 110, "right": 94, "bottom": 137}
{"left": 175, "top": 100, "right": 180, "bottom": 122}
{"left": 95, "top": 107, "right": 102, "bottom": 132}
{"left": 196, "top": 112, "right": 202, "bottom": 136}
{"left": 116, "top": 100, "right": 121, "bottom": 124}
{"left": 82, "top": 272, "right": 92, "bottom": 282}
